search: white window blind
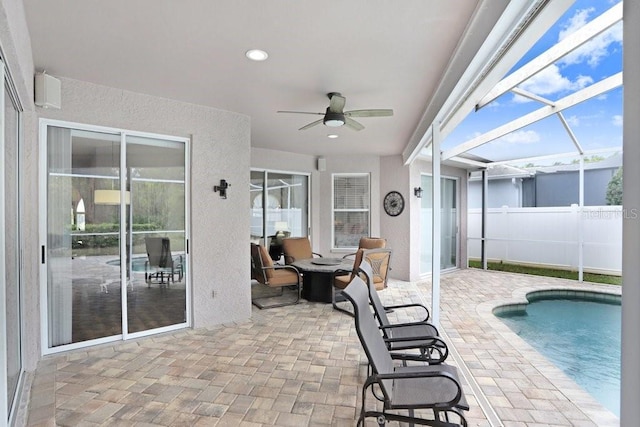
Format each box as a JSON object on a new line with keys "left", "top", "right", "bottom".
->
{"left": 333, "top": 174, "right": 370, "bottom": 249}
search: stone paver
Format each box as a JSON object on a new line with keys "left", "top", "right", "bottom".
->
{"left": 21, "top": 269, "right": 620, "bottom": 426}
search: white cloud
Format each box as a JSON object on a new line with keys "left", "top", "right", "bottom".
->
{"left": 514, "top": 65, "right": 593, "bottom": 102}
{"left": 558, "top": 8, "right": 622, "bottom": 67}
{"left": 496, "top": 130, "right": 541, "bottom": 145}
{"left": 565, "top": 115, "right": 580, "bottom": 127}
{"left": 612, "top": 115, "right": 623, "bottom": 126}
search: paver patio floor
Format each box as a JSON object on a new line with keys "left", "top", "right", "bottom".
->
{"left": 21, "top": 269, "right": 620, "bottom": 426}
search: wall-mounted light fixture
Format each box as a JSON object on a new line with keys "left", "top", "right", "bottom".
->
{"left": 414, "top": 187, "right": 423, "bottom": 198}
{"left": 214, "top": 179, "right": 230, "bottom": 199}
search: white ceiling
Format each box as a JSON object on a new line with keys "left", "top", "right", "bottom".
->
{"left": 23, "top": 1, "right": 509, "bottom": 157}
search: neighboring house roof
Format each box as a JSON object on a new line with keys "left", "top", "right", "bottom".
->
{"left": 469, "top": 164, "right": 534, "bottom": 181}
{"left": 469, "top": 152, "right": 622, "bottom": 181}
{"left": 528, "top": 152, "right": 622, "bottom": 174}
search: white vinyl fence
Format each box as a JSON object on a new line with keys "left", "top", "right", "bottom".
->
{"left": 468, "top": 205, "right": 623, "bottom": 275}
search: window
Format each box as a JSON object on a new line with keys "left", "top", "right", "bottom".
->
{"left": 333, "top": 174, "right": 370, "bottom": 249}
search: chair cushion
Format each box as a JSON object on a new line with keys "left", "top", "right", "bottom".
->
{"left": 334, "top": 274, "right": 351, "bottom": 289}
{"left": 359, "top": 237, "right": 386, "bottom": 250}
{"left": 268, "top": 269, "right": 299, "bottom": 287}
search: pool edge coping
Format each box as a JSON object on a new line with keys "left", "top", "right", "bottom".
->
{"left": 477, "top": 281, "right": 621, "bottom": 426}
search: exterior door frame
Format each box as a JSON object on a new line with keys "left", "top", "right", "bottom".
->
{"left": 420, "top": 173, "right": 460, "bottom": 275}
{"left": 39, "top": 119, "right": 191, "bottom": 355}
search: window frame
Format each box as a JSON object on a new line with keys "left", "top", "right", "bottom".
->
{"left": 331, "top": 173, "right": 371, "bottom": 251}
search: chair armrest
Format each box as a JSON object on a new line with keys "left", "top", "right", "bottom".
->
{"left": 383, "top": 334, "right": 447, "bottom": 347}
{"left": 370, "top": 368, "right": 464, "bottom": 408}
{"left": 383, "top": 303, "right": 430, "bottom": 322}
{"left": 264, "top": 264, "right": 301, "bottom": 275}
{"left": 333, "top": 268, "right": 352, "bottom": 276}
{"left": 312, "top": 252, "right": 323, "bottom": 258}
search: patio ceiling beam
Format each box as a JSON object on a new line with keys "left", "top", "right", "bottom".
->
{"left": 442, "top": 72, "right": 622, "bottom": 161}
{"left": 477, "top": 2, "right": 623, "bottom": 109}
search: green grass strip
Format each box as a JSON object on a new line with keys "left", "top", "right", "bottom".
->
{"left": 468, "top": 260, "right": 621, "bottom": 286}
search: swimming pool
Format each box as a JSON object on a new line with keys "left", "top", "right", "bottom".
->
{"left": 106, "top": 256, "right": 183, "bottom": 272}
{"left": 494, "top": 290, "right": 621, "bottom": 416}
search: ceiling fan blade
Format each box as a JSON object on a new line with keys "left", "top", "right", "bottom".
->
{"left": 344, "top": 109, "right": 394, "bottom": 117}
{"left": 277, "top": 110, "right": 324, "bottom": 116}
{"left": 345, "top": 117, "right": 364, "bottom": 131}
{"left": 328, "top": 93, "right": 346, "bottom": 113}
{"left": 299, "top": 119, "right": 324, "bottom": 130}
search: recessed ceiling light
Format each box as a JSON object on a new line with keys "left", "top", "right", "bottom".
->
{"left": 245, "top": 49, "right": 268, "bottom": 61}
{"left": 327, "top": 134, "right": 339, "bottom": 139}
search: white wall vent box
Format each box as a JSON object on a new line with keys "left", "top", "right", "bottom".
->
{"left": 35, "top": 73, "right": 61, "bottom": 109}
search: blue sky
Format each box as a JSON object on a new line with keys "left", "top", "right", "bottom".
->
{"left": 442, "top": 0, "right": 623, "bottom": 164}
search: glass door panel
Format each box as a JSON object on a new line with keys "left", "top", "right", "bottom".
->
{"left": 5, "top": 81, "right": 21, "bottom": 414}
{"left": 265, "top": 172, "right": 309, "bottom": 239}
{"left": 250, "top": 170, "right": 310, "bottom": 261}
{"left": 126, "top": 135, "right": 186, "bottom": 335}
{"left": 47, "top": 127, "right": 123, "bottom": 347}
{"left": 420, "top": 175, "right": 458, "bottom": 274}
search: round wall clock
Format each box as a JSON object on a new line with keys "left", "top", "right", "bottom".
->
{"left": 383, "top": 191, "right": 404, "bottom": 216}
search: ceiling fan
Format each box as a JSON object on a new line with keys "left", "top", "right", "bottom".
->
{"left": 277, "top": 92, "right": 393, "bottom": 131}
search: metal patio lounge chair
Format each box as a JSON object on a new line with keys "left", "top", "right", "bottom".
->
{"left": 342, "top": 276, "right": 469, "bottom": 426}
{"left": 359, "top": 260, "right": 449, "bottom": 364}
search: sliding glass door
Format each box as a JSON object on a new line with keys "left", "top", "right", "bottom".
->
{"left": 420, "top": 175, "right": 459, "bottom": 274}
{"left": 41, "top": 121, "right": 189, "bottom": 352}
{"left": 3, "top": 62, "right": 23, "bottom": 424}
{"left": 250, "top": 170, "right": 309, "bottom": 260}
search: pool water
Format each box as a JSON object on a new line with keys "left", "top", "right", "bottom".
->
{"left": 496, "top": 296, "right": 621, "bottom": 416}
{"left": 106, "top": 256, "right": 183, "bottom": 273}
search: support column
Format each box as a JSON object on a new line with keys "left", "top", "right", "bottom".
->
{"left": 431, "top": 123, "right": 441, "bottom": 326}
{"left": 481, "top": 169, "right": 488, "bottom": 270}
{"left": 621, "top": 0, "right": 640, "bottom": 424}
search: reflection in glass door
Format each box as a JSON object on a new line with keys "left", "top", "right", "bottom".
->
{"left": 250, "top": 170, "right": 309, "bottom": 261}
{"left": 126, "top": 135, "right": 187, "bottom": 336}
{"left": 42, "top": 122, "right": 189, "bottom": 352}
{"left": 420, "top": 175, "right": 458, "bottom": 274}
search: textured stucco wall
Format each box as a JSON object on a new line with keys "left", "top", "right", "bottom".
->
{"left": 380, "top": 155, "right": 411, "bottom": 280}
{"left": 34, "top": 77, "right": 252, "bottom": 336}
{"left": 0, "top": 0, "right": 34, "bottom": 108}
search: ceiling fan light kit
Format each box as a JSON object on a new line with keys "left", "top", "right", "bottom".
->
{"left": 278, "top": 92, "right": 393, "bottom": 131}
{"left": 323, "top": 110, "right": 345, "bottom": 127}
